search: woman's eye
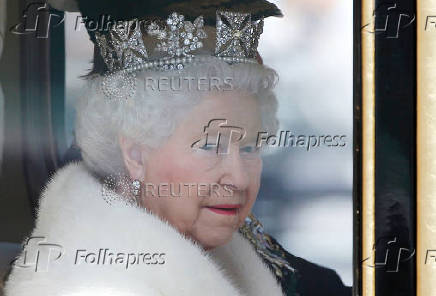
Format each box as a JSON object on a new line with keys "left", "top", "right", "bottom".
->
{"left": 240, "top": 145, "right": 258, "bottom": 154}
{"left": 198, "top": 143, "right": 216, "bottom": 151}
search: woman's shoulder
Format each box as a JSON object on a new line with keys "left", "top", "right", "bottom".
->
{"left": 239, "top": 215, "right": 352, "bottom": 296}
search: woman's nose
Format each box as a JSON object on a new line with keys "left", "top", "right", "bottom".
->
{"left": 218, "top": 145, "right": 250, "bottom": 191}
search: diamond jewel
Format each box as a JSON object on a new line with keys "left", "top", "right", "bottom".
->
{"left": 215, "top": 11, "right": 259, "bottom": 58}
{"left": 95, "top": 20, "right": 148, "bottom": 71}
{"left": 147, "top": 13, "right": 207, "bottom": 59}
{"left": 101, "top": 71, "right": 137, "bottom": 102}
{"left": 95, "top": 10, "right": 263, "bottom": 78}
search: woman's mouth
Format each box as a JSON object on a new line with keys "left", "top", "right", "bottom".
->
{"left": 205, "top": 204, "right": 242, "bottom": 216}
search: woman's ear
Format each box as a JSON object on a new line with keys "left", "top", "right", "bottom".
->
{"left": 119, "top": 135, "right": 147, "bottom": 181}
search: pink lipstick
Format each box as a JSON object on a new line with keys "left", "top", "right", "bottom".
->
{"left": 205, "top": 204, "right": 241, "bottom": 216}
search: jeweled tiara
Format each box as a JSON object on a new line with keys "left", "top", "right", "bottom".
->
{"left": 94, "top": 10, "right": 264, "bottom": 73}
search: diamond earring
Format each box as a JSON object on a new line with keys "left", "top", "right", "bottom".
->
{"left": 131, "top": 179, "right": 142, "bottom": 206}
{"left": 131, "top": 179, "right": 141, "bottom": 196}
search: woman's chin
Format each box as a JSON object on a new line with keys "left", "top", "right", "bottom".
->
{"left": 193, "top": 228, "right": 235, "bottom": 250}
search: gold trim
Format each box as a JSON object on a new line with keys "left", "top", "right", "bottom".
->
{"left": 361, "top": 0, "right": 375, "bottom": 295}
{"left": 417, "top": 2, "right": 436, "bottom": 295}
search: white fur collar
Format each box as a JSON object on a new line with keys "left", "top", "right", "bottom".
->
{"left": 5, "top": 162, "right": 283, "bottom": 296}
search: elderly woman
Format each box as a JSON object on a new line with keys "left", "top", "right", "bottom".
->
{"left": 4, "top": 1, "right": 351, "bottom": 296}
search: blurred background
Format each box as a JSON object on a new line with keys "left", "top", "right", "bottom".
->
{"left": 254, "top": 0, "right": 353, "bottom": 285}
{"left": 0, "top": 0, "right": 352, "bottom": 286}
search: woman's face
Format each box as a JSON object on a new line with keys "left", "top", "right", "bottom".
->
{"left": 127, "top": 91, "right": 263, "bottom": 249}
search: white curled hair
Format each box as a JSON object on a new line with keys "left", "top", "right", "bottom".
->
{"left": 75, "top": 59, "right": 279, "bottom": 177}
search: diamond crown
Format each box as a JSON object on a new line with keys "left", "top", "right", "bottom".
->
{"left": 95, "top": 11, "right": 264, "bottom": 73}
